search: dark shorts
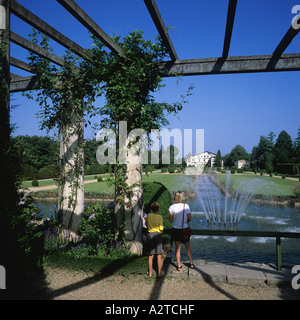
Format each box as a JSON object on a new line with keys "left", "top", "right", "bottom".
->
{"left": 171, "top": 228, "right": 190, "bottom": 243}
{"left": 148, "top": 232, "right": 163, "bottom": 255}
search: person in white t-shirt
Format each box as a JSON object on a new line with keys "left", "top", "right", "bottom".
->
{"left": 169, "top": 191, "right": 194, "bottom": 271}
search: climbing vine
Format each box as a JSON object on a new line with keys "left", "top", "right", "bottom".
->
{"left": 24, "top": 29, "right": 193, "bottom": 237}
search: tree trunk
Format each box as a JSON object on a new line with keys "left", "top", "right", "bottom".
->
{"left": 123, "top": 136, "right": 144, "bottom": 256}
{"left": 58, "top": 116, "right": 84, "bottom": 237}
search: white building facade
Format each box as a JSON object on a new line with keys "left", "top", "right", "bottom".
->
{"left": 186, "top": 151, "right": 216, "bottom": 168}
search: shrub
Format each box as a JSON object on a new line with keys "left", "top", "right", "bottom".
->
{"left": 144, "top": 164, "right": 154, "bottom": 173}
{"left": 231, "top": 169, "right": 235, "bottom": 174}
{"left": 265, "top": 163, "right": 273, "bottom": 175}
{"left": 38, "top": 165, "right": 59, "bottom": 179}
{"left": 161, "top": 167, "right": 168, "bottom": 173}
{"left": 20, "top": 164, "right": 38, "bottom": 180}
{"left": 168, "top": 166, "right": 175, "bottom": 173}
{"left": 97, "top": 176, "right": 102, "bottom": 182}
{"left": 85, "top": 164, "right": 107, "bottom": 175}
{"left": 143, "top": 181, "right": 173, "bottom": 229}
{"left": 80, "top": 204, "right": 121, "bottom": 254}
{"left": 282, "top": 175, "right": 286, "bottom": 179}
{"left": 32, "top": 178, "right": 39, "bottom": 187}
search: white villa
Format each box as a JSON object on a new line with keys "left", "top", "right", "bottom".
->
{"left": 186, "top": 151, "right": 216, "bottom": 168}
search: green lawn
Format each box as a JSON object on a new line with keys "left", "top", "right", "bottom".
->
{"left": 83, "top": 172, "right": 192, "bottom": 194}
{"left": 21, "top": 174, "right": 110, "bottom": 188}
{"left": 23, "top": 171, "right": 297, "bottom": 198}
{"left": 217, "top": 173, "right": 296, "bottom": 196}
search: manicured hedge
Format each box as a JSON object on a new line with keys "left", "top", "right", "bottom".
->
{"left": 143, "top": 181, "right": 173, "bottom": 229}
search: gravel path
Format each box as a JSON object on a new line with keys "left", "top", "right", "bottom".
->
{"left": 42, "top": 267, "right": 300, "bottom": 300}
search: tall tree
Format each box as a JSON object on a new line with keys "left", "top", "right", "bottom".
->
{"left": 225, "top": 145, "right": 249, "bottom": 167}
{"left": 86, "top": 30, "right": 192, "bottom": 254}
{"left": 273, "top": 130, "right": 293, "bottom": 165}
{"left": 215, "top": 149, "right": 222, "bottom": 167}
{"left": 25, "top": 29, "right": 192, "bottom": 253}
{"left": 253, "top": 133, "right": 275, "bottom": 171}
{"left": 25, "top": 30, "right": 98, "bottom": 236}
{"left": 293, "top": 126, "right": 300, "bottom": 163}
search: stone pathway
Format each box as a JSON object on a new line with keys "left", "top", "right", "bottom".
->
{"left": 43, "top": 257, "right": 300, "bottom": 300}
{"left": 167, "top": 258, "right": 296, "bottom": 288}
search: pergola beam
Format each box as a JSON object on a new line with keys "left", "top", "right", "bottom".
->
{"left": 56, "top": 0, "right": 125, "bottom": 56}
{"left": 10, "top": 53, "right": 300, "bottom": 93}
{"left": 160, "top": 53, "right": 300, "bottom": 77}
{"left": 10, "top": 31, "right": 65, "bottom": 66}
{"left": 10, "top": 75, "right": 38, "bottom": 92}
{"left": 10, "top": 0, "right": 87, "bottom": 58}
{"left": 144, "top": 0, "right": 178, "bottom": 61}
{"left": 222, "top": 0, "right": 237, "bottom": 58}
{"left": 10, "top": 56, "right": 33, "bottom": 73}
{"left": 273, "top": 23, "right": 300, "bottom": 58}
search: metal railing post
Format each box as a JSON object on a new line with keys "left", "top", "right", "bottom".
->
{"left": 276, "top": 236, "right": 282, "bottom": 271}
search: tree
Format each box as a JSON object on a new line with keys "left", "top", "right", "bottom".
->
{"left": 273, "top": 130, "right": 293, "bottom": 165}
{"left": 225, "top": 145, "right": 249, "bottom": 167}
{"left": 25, "top": 29, "right": 192, "bottom": 253}
{"left": 293, "top": 126, "right": 300, "bottom": 163}
{"left": 85, "top": 30, "right": 193, "bottom": 254}
{"left": 215, "top": 149, "right": 222, "bottom": 167}
{"left": 12, "top": 135, "right": 58, "bottom": 170}
{"left": 25, "top": 30, "right": 98, "bottom": 236}
{"left": 252, "top": 133, "right": 275, "bottom": 171}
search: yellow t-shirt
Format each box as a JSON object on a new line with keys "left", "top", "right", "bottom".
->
{"left": 146, "top": 213, "right": 164, "bottom": 233}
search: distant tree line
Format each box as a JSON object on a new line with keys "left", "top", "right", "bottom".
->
{"left": 221, "top": 127, "right": 300, "bottom": 175}
{"left": 12, "top": 135, "right": 109, "bottom": 180}
{"left": 13, "top": 135, "right": 186, "bottom": 180}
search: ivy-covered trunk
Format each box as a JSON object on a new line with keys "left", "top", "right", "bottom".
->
{"left": 58, "top": 108, "right": 84, "bottom": 236}
{"left": 124, "top": 155, "right": 143, "bottom": 256}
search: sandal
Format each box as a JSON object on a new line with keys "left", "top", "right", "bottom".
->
{"left": 177, "top": 265, "right": 183, "bottom": 271}
{"left": 190, "top": 264, "right": 195, "bottom": 269}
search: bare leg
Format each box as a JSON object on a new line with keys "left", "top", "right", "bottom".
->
{"left": 148, "top": 255, "right": 154, "bottom": 277}
{"left": 175, "top": 241, "right": 182, "bottom": 268}
{"left": 157, "top": 254, "right": 162, "bottom": 277}
{"left": 184, "top": 241, "right": 193, "bottom": 266}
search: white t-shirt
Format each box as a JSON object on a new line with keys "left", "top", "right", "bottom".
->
{"left": 168, "top": 203, "right": 191, "bottom": 229}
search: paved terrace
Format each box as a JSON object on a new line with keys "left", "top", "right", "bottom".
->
{"left": 163, "top": 257, "right": 297, "bottom": 288}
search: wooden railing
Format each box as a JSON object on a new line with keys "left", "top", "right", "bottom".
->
{"left": 163, "top": 229, "right": 300, "bottom": 271}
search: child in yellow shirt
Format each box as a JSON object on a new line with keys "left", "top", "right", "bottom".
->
{"left": 146, "top": 202, "right": 164, "bottom": 278}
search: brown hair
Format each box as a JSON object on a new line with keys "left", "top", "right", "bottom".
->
{"left": 150, "top": 202, "right": 160, "bottom": 212}
{"left": 174, "top": 191, "right": 185, "bottom": 203}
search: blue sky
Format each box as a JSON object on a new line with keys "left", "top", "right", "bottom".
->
{"left": 10, "top": 0, "right": 300, "bottom": 156}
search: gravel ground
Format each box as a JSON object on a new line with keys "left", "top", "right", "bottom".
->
{"left": 42, "top": 266, "right": 300, "bottom": 300}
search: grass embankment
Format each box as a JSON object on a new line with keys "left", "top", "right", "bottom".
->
{"left": 217, "top": 173, "right": 296, "bottom": 197}
{"left": 23, "top": 172, "right": 195, "bottom": 199}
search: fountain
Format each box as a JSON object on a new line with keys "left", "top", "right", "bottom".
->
{"left": 194, "top": 170, "right": 270, "bottom": 227}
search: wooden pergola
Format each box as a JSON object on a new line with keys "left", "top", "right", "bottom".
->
{"left": 1, "top": 0, "right": 300, "bottom": 248}
{"left": 0, "top": 0, "right": 299, "bottom": 95}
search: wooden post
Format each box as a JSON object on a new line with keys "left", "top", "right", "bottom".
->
{"left": 0, "top": 0, "right": 11, "bottom": 212}
{"left": 0, "top": 0, "right": 10, "bottom": 140}
{"left": 276, "top": 236, "right": 282, "bottom": 271}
